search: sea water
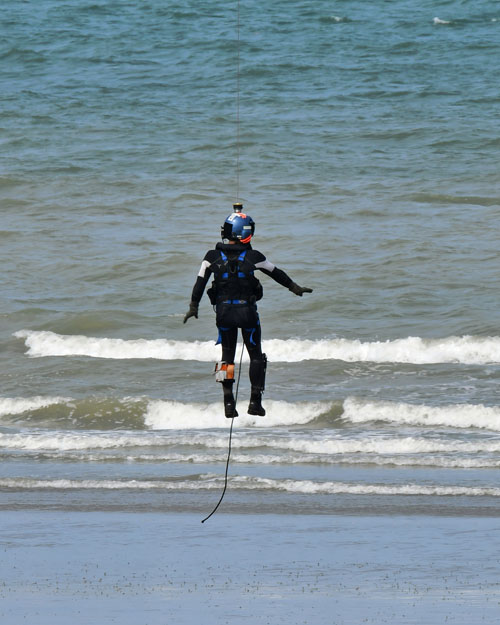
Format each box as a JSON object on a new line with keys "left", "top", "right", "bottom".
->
{"left": 1, "top": 0, "right": 500, "bottom": 516}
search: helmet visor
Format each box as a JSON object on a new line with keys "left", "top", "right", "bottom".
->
{"left": 221, "top": 221, "right": 235, "bottom": 240}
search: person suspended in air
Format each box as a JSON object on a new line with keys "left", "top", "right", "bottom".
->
{"left": 183, "top": 203, "right": 313, "bottom": 418}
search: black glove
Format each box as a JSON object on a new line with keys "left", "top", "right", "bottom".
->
{"left": 289, "top": 282, "right": 313, "bottom": 297}
{"left": 183, "top": 302, "right": 199, "bottom": 323}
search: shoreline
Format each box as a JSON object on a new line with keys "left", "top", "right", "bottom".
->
{"left": 2, "top": 491, "right": 500, "bottom": 517}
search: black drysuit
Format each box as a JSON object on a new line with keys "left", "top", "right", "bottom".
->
{"left": 189, "top": 241, "right": 294, "bottom": 390}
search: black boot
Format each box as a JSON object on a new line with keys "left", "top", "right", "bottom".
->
{"left": 224, "top": 395, "right": 239, "bottom": 418}
{"left": 248, "top": 354, "right": 267, "bottom": 416}
{"left": 222, "top": 380, "right": 238, "bottom": 418}
{"left": 248, "top": 389, "right": 265, "bottom": 416}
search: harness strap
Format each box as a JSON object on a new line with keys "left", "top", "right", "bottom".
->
{"left": 237, "top": 251, "right": 247, "bottom": 278}
{"left": 216, "top": 327, "right": 230, "bottom": 345}
{"left": 245, "top": 327, "right": 257, "bottom": 346}
{"left": 220, "top": 250, "right": 249, "bottom": 279}
{"left": 216, "top": 324, "right": 258, "bottom": 346}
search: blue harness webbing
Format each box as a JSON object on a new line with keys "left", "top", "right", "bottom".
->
{"left": 215, "top": 250, "right": 258, "bottom": 346}
{"left": 220, "top": 250, "right": 248, "bottom": 279}
{"left": 216, "top": 327, "right": 229, "bottom": 345}
{"left": 216, "top": 319, "right": 260, "bottom": 346}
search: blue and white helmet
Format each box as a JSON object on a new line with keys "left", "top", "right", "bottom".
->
{"left": 221, "top": 204, "right": 255, "bottom": 243}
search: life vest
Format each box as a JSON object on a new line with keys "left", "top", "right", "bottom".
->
{"left": 208, "top": 250, "right": 263, "bottom": 305}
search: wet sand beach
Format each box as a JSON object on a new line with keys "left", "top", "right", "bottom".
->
{"left": 1, "top": 511, "right": 499, "bottom": 625}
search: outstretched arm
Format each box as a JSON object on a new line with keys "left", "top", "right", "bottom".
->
{"left": 254, "top": 256, "right": 313, "bottom": 296}
{"left": 183, "top": 256, "right": 213, "bottom": 323}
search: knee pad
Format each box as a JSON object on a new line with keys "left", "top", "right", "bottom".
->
{"left": 214, "top": 361, "right": 235, "bottom": 383}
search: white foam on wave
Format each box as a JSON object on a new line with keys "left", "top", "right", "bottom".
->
{"left": 246, "top": 434, "right": 500, "bottom": 456}
{"left": 144, "top": 399, "right": 330, "bottom": 429}
{"left": 17, "top": 450, "right": 500, "bottom": 470}
{"left": 0, "top": 429, "right": 240, "bottom": 453}
{"left": 4, "top": 393, "right": 500, "bottom": 445}
{"left": 0, "top": 477, "right": 218, "bottom": 490}
{"left": 344, "top": 397, "right": 500, "bottom": 431}
{"left": 0, "top": 430, "right": 159, "bottom": 451}
{"left": 15, "top": 330, "right": 219, "bottom": 361}
{"left": 3, "top": 474, "right": 500, "bottom": 497}
{"left": 433, "top": 17, "right": 451, "bottom": 25}
{"left": 0, "top": 396, "right": 70, "bottom": 417}
{"left": 15, "top": 330, "right": 500, "bottom": 364}
{"left": 232, "top": 477, "right": 500, "bottom": 497}
{"left": 6, "top": 433, "right": 500, "bottom": 469}
{"left": 346, "top": 456, "right": 500, "bottom": 469}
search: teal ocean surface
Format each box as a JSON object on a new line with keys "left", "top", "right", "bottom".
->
{"left": 1, "top": 0, "right": 500, "bottom": 516}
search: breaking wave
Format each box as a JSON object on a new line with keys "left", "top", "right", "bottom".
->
{"left": 14, "top": 329, "right": 500, "bottom": 364}
{"left": 1, "top": 428, "right": 499, "bottom": 455}
{"left": 3, "top": 395, "right": 500, "bottom": 433}
{"left": 3, "top": 395, "right": 500, "bottom": 469}
{"left": 0, "top": 396, "right": 336, "bottom": 430}
{"left": 0, "top": 396, "right": 70, "bottom": 417}
{"left": 343, "top": 398, "right": 500, "bottom": 431}
{"left": 2, "top": 475, "right": 500, "bottom": 497}
{"left": 144, "top": 399, "right": 332, "bottom": 429}
{"left": 3, "top": 450, "right": 499, "bottom": 469}
{"left": 3, "top": 434, "right": 500, "bottom": 469}
{"left": 0, "top": 396, "right": 148, "bottom": 430}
